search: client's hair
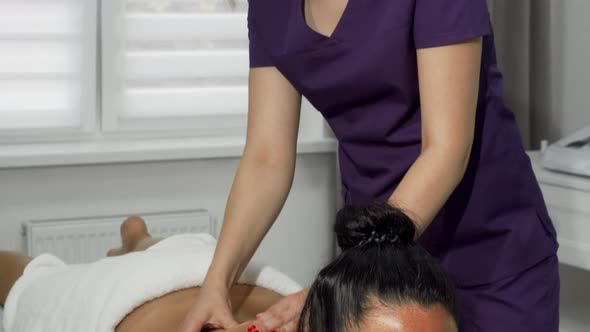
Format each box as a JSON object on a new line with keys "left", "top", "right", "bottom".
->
{"left": 298, "top": 202, "right": 457, "bottom": 332}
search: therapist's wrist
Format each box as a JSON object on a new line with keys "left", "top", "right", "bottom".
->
{"left": 404, "top": 211, "right": 426, "bottom": 240}
{"left": 386, "top": 200, "right": 426, "bottom": 240}
{"left": 202, "top": 269, "right": 235, "bottom": 295}
{"left": 202, "top": 278, "right": 231, "bottom": 296}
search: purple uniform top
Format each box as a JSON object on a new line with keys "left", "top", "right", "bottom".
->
{"left": 247, "top": 0, "right": 557, "bottom": 286}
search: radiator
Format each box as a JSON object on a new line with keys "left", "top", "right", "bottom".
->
{"left": 23, "top": 209, "right": 216, "bottom": 264}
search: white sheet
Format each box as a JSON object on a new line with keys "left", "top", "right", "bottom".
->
{"left": 3, "top": 234, "right": 302, "bottom": 332}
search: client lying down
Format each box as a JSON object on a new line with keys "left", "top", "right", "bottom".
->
{"left": 0, "top": 216, "right": 299, "bottom": 332}
{"left": 0, "top": 202, "right": 457, "bottom": 332}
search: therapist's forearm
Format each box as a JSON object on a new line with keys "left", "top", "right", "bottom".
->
{"left": 204, "top": 149, "right": 295, "bottom": 292}
{"left": 388, "top": 145, "right": 471, "bottom": 238}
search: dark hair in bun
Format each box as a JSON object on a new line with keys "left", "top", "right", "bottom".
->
{"left": 335, "top": 201, "right": 416, "bottom": 250}
{"left": 298, "top": 202, "right": 458, "bottom": 332}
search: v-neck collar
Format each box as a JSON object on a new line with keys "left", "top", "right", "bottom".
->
{"left": 298, "top": 0, "right": 353, "bottom": 41}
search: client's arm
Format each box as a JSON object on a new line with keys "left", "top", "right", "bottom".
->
{"left": 0, "top": 251, "right": 32, "bottom": 307}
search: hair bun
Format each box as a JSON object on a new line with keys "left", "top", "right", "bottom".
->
{"left": 335, "top": 202, "right": 416, "bottom": 251}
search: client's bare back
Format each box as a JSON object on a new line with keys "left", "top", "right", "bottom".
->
{"left": 107, "top": 217, "right": 283, "bottom": 330}
{"left": 0, "top": 216, "right": 282, "bottom": 332}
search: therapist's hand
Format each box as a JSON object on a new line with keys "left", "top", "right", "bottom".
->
{"left": 251, "top": 288, "right": 309, "bottom": 332}
{"left": 177, "top": 287, "right": 238, "bottom": 332}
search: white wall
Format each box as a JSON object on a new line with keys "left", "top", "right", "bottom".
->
{"left": 0, "top": 153, "right": 338, "bottom": 286}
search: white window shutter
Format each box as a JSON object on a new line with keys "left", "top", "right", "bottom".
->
{"left": 102, "top": 0, "right": 251, "bottom": 137}
{"left": 0, "top": 0, "right": 96, "bottom": 138}
{"left": 102, "top": 0, "right": 328, "bottom": 140}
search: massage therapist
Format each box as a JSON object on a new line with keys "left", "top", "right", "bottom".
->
{"left": 179, "top": 1, "right": 559, "bottom": 331}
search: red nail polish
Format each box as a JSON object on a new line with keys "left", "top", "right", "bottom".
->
{"left": 248, "top": 325, "right": 257, "bottom": 332}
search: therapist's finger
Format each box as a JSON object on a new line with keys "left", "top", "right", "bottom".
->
{"left": 197, "top": 314, "right": 238, "bottom": 332}
{"left": 255, "top": 304, "right": 288, "bottom": 328}
{"left": 252, "top": 315, "right": 283, "bottom": 331}
{"left": 177, "top": 317, "right": 204, "bottom": 332}
{"left": 215, "top": 313, "right": 239, "bottom": 329}
{"left": 274, "top": 319, "right": 299, "bottom": 332}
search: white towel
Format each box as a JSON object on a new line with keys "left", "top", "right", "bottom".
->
{"left": 3, "top": 234, "right": 302, "bottom": 332}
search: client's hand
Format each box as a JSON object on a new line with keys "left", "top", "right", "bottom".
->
{"left": 250, "top": 288, "right": 309, "bottom": 332}
{"left": 177, "top": 287, "right": 238, "bottom": 332}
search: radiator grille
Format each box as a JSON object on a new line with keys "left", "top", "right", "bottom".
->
{"left": 24, "top": 209, "right": 216, "bottom": 264}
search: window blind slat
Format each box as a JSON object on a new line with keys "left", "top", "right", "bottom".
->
{"left": 0, "top": 80, "right": 78, "bottom": 111}
{"left": 126, "top": 0, "right": 245, "bottom": 4}
{"left": 0, "top": 1, "right": 81, "bottom": 36}
{"left": 0, "top": 41, "right": 80, "bottom": 74}
{"left": 0, "top": 109, "right": 80, "bottom": 129}
{"left": 126, "top": 0, "right": 248, "bottom": 13}
{"left": 126, "top": 50, "right": 248, "bottom": 80}
{"left": 124, "top": 86, "right": 248, "bottom": 118}
{"left": 126, "top": 13, "right": 247, "bottom": 41}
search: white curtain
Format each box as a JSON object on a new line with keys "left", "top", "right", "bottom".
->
{"left": 488, "top": 0, "right": 534, "bottom": 148}
{"left": 490, "top": 0, "right": 590, "bottom": 149}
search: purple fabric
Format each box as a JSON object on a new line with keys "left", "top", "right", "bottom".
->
{"left": 414, "top": 0, "right": 491, "bottom": 48}
{"left": 247, "top": 0, "right": 558, "bottom": 286}
{"left": 247, "top": 2, "right": 273, "bottom": 67}
{"left": 457, "top": 255, "right": 560, "bottom": 331}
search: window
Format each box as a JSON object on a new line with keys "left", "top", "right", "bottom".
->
{"left": 0, "top": 0, "right": 327, "bottom": 145}
{"left": 102, "top": 0, "right": 252, "bottom": 137}
{"left": 0, "top": 0, "right": 96, "bottom": 142}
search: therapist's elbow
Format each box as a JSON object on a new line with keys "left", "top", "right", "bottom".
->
{"left": 244, "top": 143, "right": 296, "bottom": 172}
{"left": 423, "top": 140, "right": 473, "bottom": 174}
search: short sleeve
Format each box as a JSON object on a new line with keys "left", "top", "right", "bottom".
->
{"left": 247, "top": 3, "right": 273, "bottom": 68}
{"left": 413, "top": 0, "right": 492, "bottom": 49}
